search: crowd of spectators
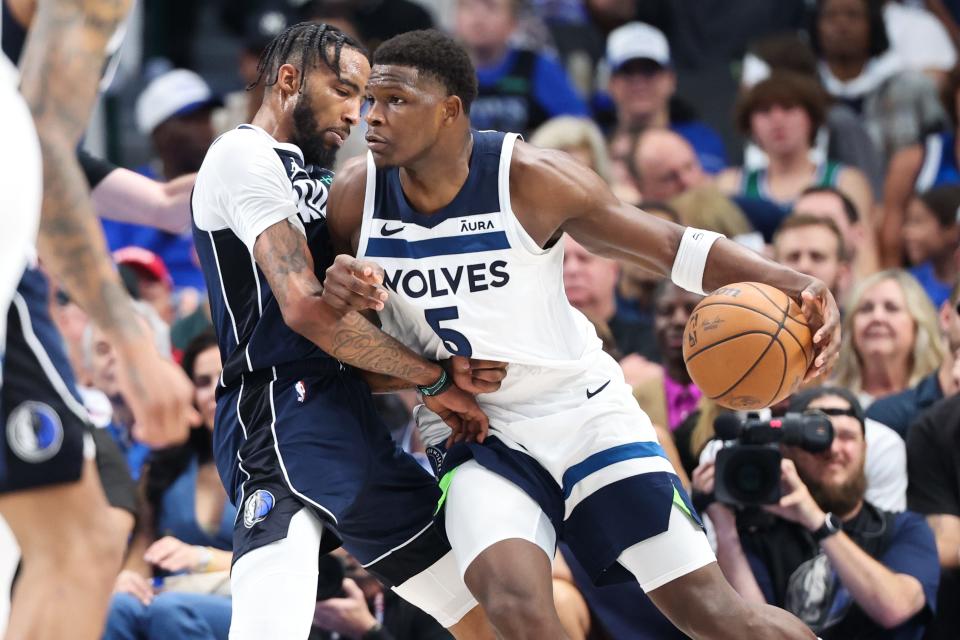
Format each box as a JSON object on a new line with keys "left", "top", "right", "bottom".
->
{"left": 7, "top": 0, "right": 960, "bottom": 638}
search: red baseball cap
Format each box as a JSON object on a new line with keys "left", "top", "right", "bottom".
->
{"left": 112, "top": 246, "right": 173, "bottom": 288}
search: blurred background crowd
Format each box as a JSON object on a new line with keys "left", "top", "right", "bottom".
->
{"left": 5, "top": 0, "right": 960, "bottom": 638}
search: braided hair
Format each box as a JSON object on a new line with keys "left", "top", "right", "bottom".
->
{"left": 248, "top": 22, "right": 368, "bottom": 93}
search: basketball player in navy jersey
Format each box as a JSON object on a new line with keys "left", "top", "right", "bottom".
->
{"left": 0, "top": 1, "right": 199, "bottom": 639}
{"left": 326, "top": 30, "right": 840, "bottom": 639}
{"left": 191, "top": 23, "right": 502, "bottom": 640}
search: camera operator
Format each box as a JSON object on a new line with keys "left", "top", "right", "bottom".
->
{"left": 693, "top": 387, "right": 940, "bottom": 639}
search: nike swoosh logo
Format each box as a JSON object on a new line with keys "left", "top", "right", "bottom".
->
{"left": 381, "top": 223, "right": 404, "bottom": 236}
{"left": 586, "top": 380, "right": 610, "bottom": 400}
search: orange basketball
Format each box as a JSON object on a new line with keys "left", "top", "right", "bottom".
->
{"left": 682, "top": 282, "right": 814, "bottom": 410}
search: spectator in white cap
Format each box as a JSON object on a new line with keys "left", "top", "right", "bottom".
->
{"left": 606, "top": 22, "right": 727, "bottom": 175}
{"left": 100, "top": 70, "right": 221, "bottom": 297}
{"left": 135, "top": 69, "right": 220, "bottom": 181}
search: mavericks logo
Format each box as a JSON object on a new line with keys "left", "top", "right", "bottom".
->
{"left": 243, "top": 489, "right": 275, "bottom": 528}
{"left": 6, "top": 401, "right": 63, "bottom": 463}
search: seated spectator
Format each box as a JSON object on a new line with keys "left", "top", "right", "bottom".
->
{"left": 456, "top": 0, "right": 588, "bottom": 137}
{"left": 699, "top": 386, "right": 939, "bottom": 640}
{"left": 834, "top": 269, "right": 945, "bottom": 406}
{"left": 604, "top": 22, "right": 726, "bottom": 174}
{"left": 614, "top": 202, "right": 677, "bottom": 352}
{"left": 772, "top": 214, "right": 850, "bottom": 303}
{"left": 562, "top": 234, "right": 657, "bottom": 361}
{"left": 309, "top": 550, "right": 451, "bottom": 639}
{"left": 906, "top": 394, "right": 960, "bottom": 640}
{"left": 113, "top": 247, "right": 176, "bottom": 326}
{"left": 621, "top": 128, "right": 769, "bottom": 242}
{"left": 812, "top": 0, "right": 947, "bottom": 167}
{"left": 83, "top": 301, "right": 172, "bottom": 480}
{"left": 881, "top": 65, "right": 960, "bottom": 265}
{"left": 868, "top": 280, "right": 960, "bottom": 438}
{"left": 795, "top": 185, "right": 880, "bottom": 280}
{"left": 903, "top": 186, "right": 960, "bottom": 307}
{"left": 104, "top": 332, "right": 233, "bottom": 640}
{"left": 632, "top": 281, "right": 703, "bottom": 431}
{"left": 101, "top": 69, "right": 219, "bottom": 292}
{"left": 741, "top": 32, "right": 885, "bottom": 197}
{"left": 716, "top": 73, "right": 873, "bottom": 232}
{"left": 629, "top": 128, "right": 707, "bottom": 200}
{"left": 528, "top": 115, "right": 611, "bottom": 182}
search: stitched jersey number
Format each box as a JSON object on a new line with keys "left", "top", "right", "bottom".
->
{"left": 425, "top": 306, "right": 473, "bottom": 356}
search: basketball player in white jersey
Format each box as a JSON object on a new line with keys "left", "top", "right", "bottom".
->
{"left": 0, "top": 1, "right": 197, "bottom": 638}
{"left": 326, "top": 30, "right": 839, "bottom": 639}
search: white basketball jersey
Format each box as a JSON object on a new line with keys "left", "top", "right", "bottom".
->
{"left": 357, "top": 131, "right": 606, "bottom": 410}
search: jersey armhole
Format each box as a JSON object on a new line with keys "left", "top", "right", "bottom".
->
{"left": 915, "top": 133, "right": 942, "bottom": 191}
{"left": 498, "top": 133, "right": 554, "bottom": 258}
{"left": 356, "top": 151, "right": 377, "bottom": 258}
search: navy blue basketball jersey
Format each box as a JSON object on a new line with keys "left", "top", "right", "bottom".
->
{"left": 192, "top": 125, "right": 339, "bottom": 388}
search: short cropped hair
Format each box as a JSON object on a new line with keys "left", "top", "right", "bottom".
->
{"left": 799, "top": 185, "right": 860, "bottom": 224}
{"left": 373, "top": 29, "right": 479, "bottom": 114}
{"left": 773, "top": 213, "right": 847, "bottom": 261}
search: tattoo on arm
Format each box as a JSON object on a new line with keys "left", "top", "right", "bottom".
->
{"left": 252, "top": 219, "right": 316, "bottom": 309}
{"left": 254, "top": 221, "right": 439, "bottom": 386}
{"left": 19, "top": 0, "right": 142, "bottom": 341}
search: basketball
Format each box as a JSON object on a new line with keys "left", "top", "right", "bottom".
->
{"left": 683, "top": 282, "right": 814, "bottom": 411}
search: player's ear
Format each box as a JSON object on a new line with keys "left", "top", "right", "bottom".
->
{"left": 275, "top": 63, "right": 303, "bottom": 102}
{"left": 440, "top": 95, "right": 463, "bottom": 127}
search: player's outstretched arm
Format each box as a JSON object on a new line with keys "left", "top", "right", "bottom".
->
{"left": 509, "top": 141, "right": 841, "bottom": 376}
{"left": 253, "top": 220, "right": 489, "bottom": 442}
{"left": 93, "top": 167, "right": 197, "bottom": 234}
{"left": 18, "top": 0, "right": 198, "bottom": 447}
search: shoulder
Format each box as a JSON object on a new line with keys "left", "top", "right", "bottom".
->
{"left": 511, "top": 140, "right": 610, "bottom": 204}
{"left": 714, "top": 167, "right": 743, "bottom": 192}
{"left": 912, "top": 395, "right": 960, "bottom": 441}
{"left": 200, "top": 128, "right": 286, "bottom": 180}
{"left": 838, "top": 164, "right": 870, "bottom": 188}
{"left": 328, "top": 155, "right": 367, "bottom": 203}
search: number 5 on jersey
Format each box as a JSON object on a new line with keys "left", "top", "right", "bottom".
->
{"left": 425, "top": 306, "right": 473, "bottom": 357}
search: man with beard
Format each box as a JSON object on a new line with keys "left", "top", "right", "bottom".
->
{"left": 698, "top": 386, "right": 940, "bottom": 639}
{"left": 191, "top": 23, "right": 496, "bottom": 640}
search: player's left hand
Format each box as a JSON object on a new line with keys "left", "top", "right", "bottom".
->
{"left": 444, "top": 356, "right": 508, "bottom": 394}
{"left": 799, "top": 278, "right": 841, "bottom": 382}
{"left": 143, "top": 536, "right": 205, "bottom": 573}
{"left": 763, "top": 458, "right": 826, "bottom": 532}
{"left": 423, "top": 385, "right": 489, "bottom": 446}
{"left": 312, "top": 578, "right": 379, "bottom": 638}
{"left": 321, "top": 254, "right": 389, "bottom": 313}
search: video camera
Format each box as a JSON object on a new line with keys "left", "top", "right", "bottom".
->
{"left": 714, "top": 411, "right": 833, "bottom": 507}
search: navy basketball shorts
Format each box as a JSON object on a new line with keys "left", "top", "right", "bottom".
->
{"left": 215, "top": 364, "right": 449, "bottom": 587}
{"left": 0, "top": 270, "right": 90, "bottom": 493}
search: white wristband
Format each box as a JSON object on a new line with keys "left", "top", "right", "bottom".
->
{"left": 671, "top": 227, "right": 724, "bottom": 296}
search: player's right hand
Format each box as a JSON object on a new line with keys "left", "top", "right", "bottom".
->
{"left": 321, "top": 255, "right": 389, "bottom": 313}
{"left": 117, "top": 347, "right": 199, "bottom": 447}
{"left": 423, "top": 385, "right": 489, "bottom": 446}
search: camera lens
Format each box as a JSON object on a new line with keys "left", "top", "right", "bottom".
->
{"left": 728, "top": 457, "right": 778, "bottom": 504}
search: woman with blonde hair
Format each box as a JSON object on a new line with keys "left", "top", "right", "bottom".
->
{"left": 529, "top": 115, "right": 611, "bottom": 183}
{"left": 833, "top": 269, "right": 944, "bottom": 405}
